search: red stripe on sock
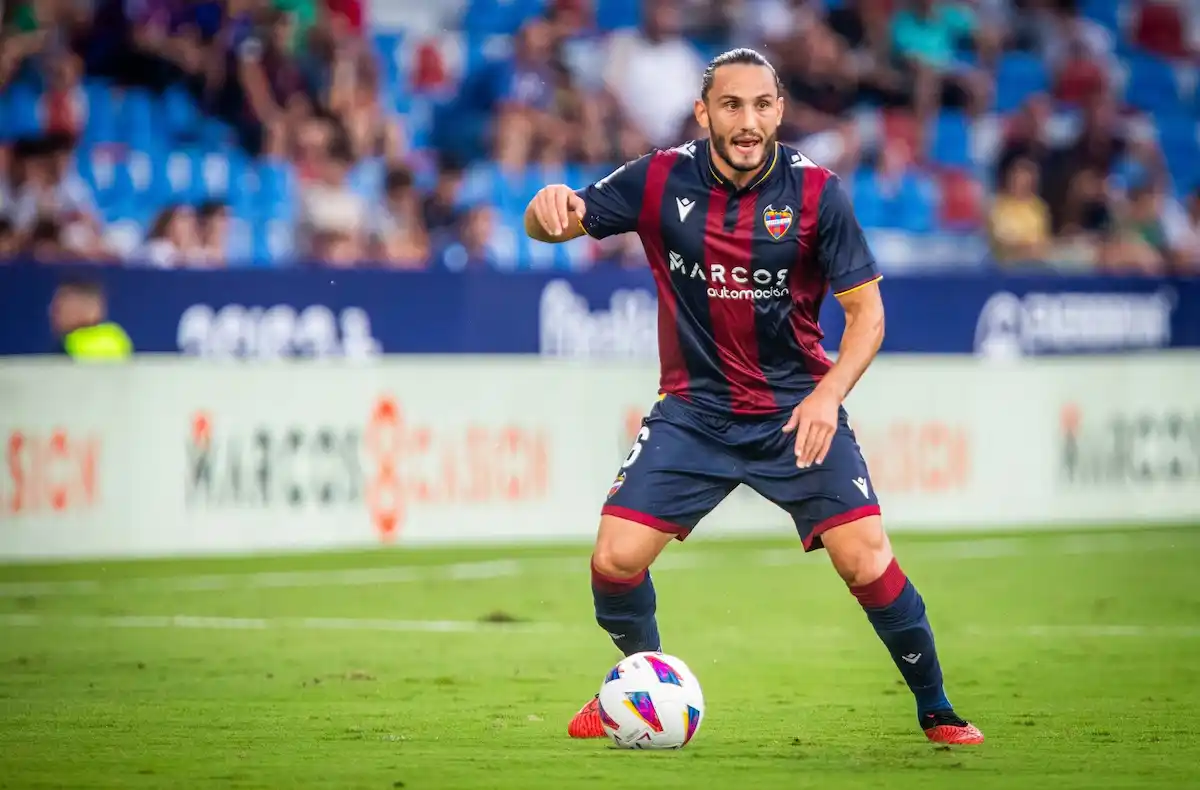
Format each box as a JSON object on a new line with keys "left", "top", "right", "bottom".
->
{"left": 849, "top": 558, "right": 908, "bottom": 609}
{"left": 591, "top": 558, "right": 646, "bottom": 594}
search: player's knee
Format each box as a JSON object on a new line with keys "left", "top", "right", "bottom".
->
{"left": 591, "top": 542, "right": 652, "bottom": 581}
{"left": 592, "top": 514, "right": 673, "bottom": 580}
{"left": 823, "top": 516, "right": 893, "bottom": 587}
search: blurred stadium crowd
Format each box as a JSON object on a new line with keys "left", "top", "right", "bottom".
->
{"left": 2, "top": 0, "right": 1200, "bottom": 274}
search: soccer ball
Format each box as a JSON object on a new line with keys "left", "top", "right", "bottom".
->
{"left": 596, "top": 651, "right": 704, "bottom": 750}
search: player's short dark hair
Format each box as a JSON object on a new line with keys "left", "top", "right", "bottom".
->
{"left": 197, "top": 200, "right": 227, "bottom": 220}
{"left": 56, "top": 276, "right": 104, "bottom": 298}
{"left": 701, "top": 48, "right": 780, "bottom": 101}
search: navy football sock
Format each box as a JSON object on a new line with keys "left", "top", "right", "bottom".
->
{"left": 591, "top": 559, "right": 661, "bottom": 657}
{"left": 851, "top": 559, "right": 951, "bottom": 719}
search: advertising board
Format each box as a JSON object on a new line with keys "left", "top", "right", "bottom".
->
{"left": 2, "top": 265, "right": 1197, "bottom": 358}
{"left": 0, "top": 355, "right": 1196, "bottom": 560}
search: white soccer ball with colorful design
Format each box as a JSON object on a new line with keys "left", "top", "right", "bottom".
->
{"left": 596, "top": 652, "right": 704, "bottom": 749}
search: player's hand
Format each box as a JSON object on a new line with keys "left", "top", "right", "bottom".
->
{"left": 531, "top": 184, "right": 586, "bottom": 237}
{"left": 782, "top": 388, "right": 841, "bottom": 468}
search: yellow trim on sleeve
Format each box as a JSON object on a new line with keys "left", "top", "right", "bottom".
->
{"left": 833, "top": 275, "right": 883, "bottom": 298}
{"left": 577, "top": 217, "right": 594, "bottom": 238}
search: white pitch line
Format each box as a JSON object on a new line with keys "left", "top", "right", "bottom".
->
{"left": 0, "top": 558, "right": 549, "bottom": 599}
{"left": 963, "top": 625, "right": 1200, "bottom": 639}
{"left": 0, "top": 613, "right": 562, "bottom": 634}
{"left": 1, "top": 530, "right": 1199, "bottom": 600}
{"left": 2, "top": 613, "right": 1198, "bottom": 639}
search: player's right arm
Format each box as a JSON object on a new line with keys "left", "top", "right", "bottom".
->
{"left": 524, "top": 155, "right": 652, "bottom": 244}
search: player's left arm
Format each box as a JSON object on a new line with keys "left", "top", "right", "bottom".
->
{"left": 815, "top": 173, "right": 885, "bottom": 400}
{"left": 785, "top": 174, "right": 884, "bottom": 467}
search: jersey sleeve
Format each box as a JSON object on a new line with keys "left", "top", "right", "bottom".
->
{"left": 573, "top": 154, "right": 652, "bottom": 239}
{"left": 817, "top": 174, "right": 882, "bottom": 296}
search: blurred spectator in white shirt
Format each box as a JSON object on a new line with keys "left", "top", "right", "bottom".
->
{"left": 370, "top": 166, "right": 430, "bottom": 269}
{"left": 297, "top": 134, "right": 368, "bottom": 266}
{"left": 137, "top": 203, "right": 207, "bottom": 268}
{"left": 603, "top": 0, "right": 704, "bottom": 148}
{"left": 13, "top": 133, "right": 106, "bottom": 257}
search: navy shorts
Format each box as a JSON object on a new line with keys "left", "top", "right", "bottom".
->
{"left": 602, "top": 395, "right": 881, "bottom": 551}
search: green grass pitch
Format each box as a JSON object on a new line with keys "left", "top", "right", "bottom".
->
{"left": 2, "top": 525, "right": 1199, "bottom": 790}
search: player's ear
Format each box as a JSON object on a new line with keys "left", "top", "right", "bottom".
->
{"left": 694, "top": 98, "right": 708, "bottom": 130}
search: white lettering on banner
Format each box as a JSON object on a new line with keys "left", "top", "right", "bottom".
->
{"left": 538, "top": 280, "right": 657, "bottom": 359}
{"left": 177, "top": 304, "right": 382, "bottom": 359}
{"left": 974, "top": 290, "right": 1175, "bottom": 358}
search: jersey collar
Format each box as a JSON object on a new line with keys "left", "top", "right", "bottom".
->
{"left": 702, "top": 139, "right": 780, "bottom": 192}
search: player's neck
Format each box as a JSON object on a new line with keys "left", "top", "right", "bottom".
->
{"left": 709, "top": 143, "right": 772, "bottom": 190}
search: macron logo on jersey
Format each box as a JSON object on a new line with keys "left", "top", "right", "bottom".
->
{"left": 676, "top": 197, "right": 696, "bottom": 222}
{"left": 852, "top": 477, "right": 870, "bottom": 498}
{"left": 673, "top": 141, "right": 697, "bottom": 158}
{"left": 790, "top": 152, "right": 817, "bottom": 169}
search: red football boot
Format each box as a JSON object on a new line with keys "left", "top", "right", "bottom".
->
{"left": 922, "top": 710, "right": 985, "bottom": 745}
{"left": 567, "top": 695, "right": 607, "bottom": 739}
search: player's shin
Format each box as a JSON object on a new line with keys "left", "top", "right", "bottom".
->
{"left": 591, "top": 558, "right": 661, "bottom": 656}
{"left": 850, "top": 558, "right": 951, "bottom": 719}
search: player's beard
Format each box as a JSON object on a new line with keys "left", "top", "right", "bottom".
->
{"left": 709, "top": 126, "right": 776, "bottom": 174}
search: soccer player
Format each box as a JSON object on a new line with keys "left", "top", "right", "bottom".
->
{"left": 523, "top": 48, "right": 983, "bottom": 746}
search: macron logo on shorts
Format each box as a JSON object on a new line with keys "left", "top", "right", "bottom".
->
{"left": 852, "top": 477, "right": 870, "bottom": 498}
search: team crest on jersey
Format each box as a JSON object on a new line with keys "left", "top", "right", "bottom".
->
{"left": 607, "top": 473, "right": 626, "bottom": 499}
{"left": 763, "top": 205, "right": 793, "bottom": 240}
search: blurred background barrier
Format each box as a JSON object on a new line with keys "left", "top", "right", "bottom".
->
{"left": 3, "top": 0, "right": 1200, "bottom": 557}
{"left": 2, "top": 265, "right": 1198, "bottom": 357}
{"left": 1, "top": 354, "right": 1196, "bottom": 561}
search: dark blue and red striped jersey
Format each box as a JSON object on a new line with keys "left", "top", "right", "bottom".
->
{"left": 575, "top": 139, "right": 881, "bottom": 417}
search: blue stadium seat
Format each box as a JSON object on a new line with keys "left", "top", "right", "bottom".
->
{"left": 256, "top": 159, "right": 297, "bottom": 216}
{"left": 198, "top": 150, "right": 235, "bottom": 200}
{"left": 229, "top": 160, "right": 261, "bottom": 221}
{"left": 851, "top": 169, "right": 937, "bottom": 234}
{"left": 462, "top": 31, "right": 513, "bottom": 88}
{"left": 163, "top": 86, "right": 202, "bottom": 142}
{"left": 125, "top": 148, "right": 161, "bottom": 209}
{"left": 460, "top": 161, "right": 503, "bottom": 207}
{"left": 993, "top": 53, "right": 1050, "bottom": 112}
{"left": 214, "top": 151, "right": 248, "bottom": 204}
{"left": 254, "top": 217, "right": 296, "bottom": 266}
{"left": 1157, "top": 117, "right": 1200, "bottom": 192}
{"left": 1124, "top": 54, "right": 1184, "bottom": 114}
{"left": 372, "top": 33, "right": 407, "bottom": 99}
{"left": 162, "top": 149, "right": 200, "bottom": 203}
{"left": 2, "top": 83, "right": 42, "bottom": 140}
{"left": 226, "top": 216, "right": 255, "bottom": 265}
{"left": 120, "top": 89, "right": 161, "bottom": 152}
{"left": 405, "top": 97, "right": 435, "bottom": 149}
{"left": 929, "top": 111, "right": 972, "bottom": 168}
{"left": 198, "top": 116, "right": 236, "bottom": 149}
{"left": 1081, "top": 0, "right": 1121, "bottom": 33}
{"left": 595, "top": 0, "right": 640, "bottom": 30}
{"left": 460, "top": 0, "right": 545, "bottom": 34}
{"left": 78, "top": 151, "right": 137, "bottom": 223}
{"left": 82, "top": 81, "right": 117, "bottom": 143}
